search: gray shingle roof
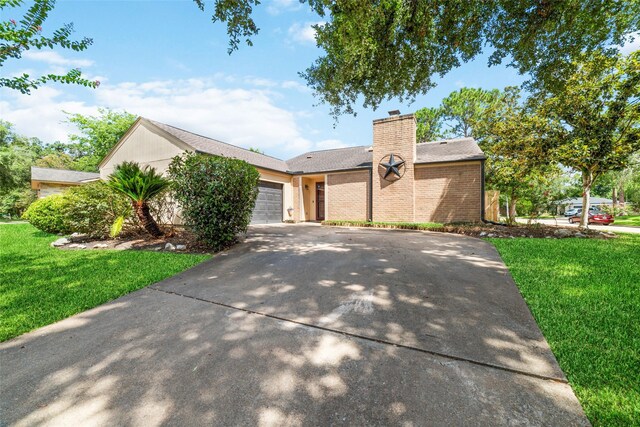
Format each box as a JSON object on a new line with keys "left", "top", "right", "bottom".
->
{"left": 31, "top": 167, "right": 100, "bottom": 183}
{"left": 415, "top": 138, "right": 485, "bottom": 164}
{"left": 286, "top": 146, "right": 373, "bottom": 174}
{"left": 143, "top": 119, "right": 484, "bottom": 175}
{"left": 146, "top": 119, "right": 290, "bottom": 173}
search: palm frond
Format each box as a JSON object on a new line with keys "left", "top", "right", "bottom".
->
{"left": 107, "top": 162, "right": 169, "bottom": 202}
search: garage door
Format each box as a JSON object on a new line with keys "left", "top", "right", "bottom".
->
{"left": 251, "top": 181, "right": 283, "bottom": 224}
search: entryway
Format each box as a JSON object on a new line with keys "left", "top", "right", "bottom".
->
{"left": 316, "top": 182, "right": 325, "bottom": 221}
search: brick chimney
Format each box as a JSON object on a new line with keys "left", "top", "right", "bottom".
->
{"left": 372, "top": 113, "right": 416, "bottom": 222}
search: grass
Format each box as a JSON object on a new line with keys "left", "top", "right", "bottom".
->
{"left": 490, "top": 234, "right": 640, "bottom": 426}
{"left": 322, "top": 219, "right": 444, "bottom": 230}
{"left": 613, "top": 215, "right": 640, "bottom": 227}
{"left": 0, "top": 224, "right": 210, "bottom": 342}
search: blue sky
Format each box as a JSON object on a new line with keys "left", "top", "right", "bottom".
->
{"left": 4, "top": 0, "right": 634, "bottom": 160}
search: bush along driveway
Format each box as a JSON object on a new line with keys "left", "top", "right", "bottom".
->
{"left": 1, "top": 224, "right": 588, "bottom": 425}
{"left": 0, "top": 224, "right": 209, "bottom": 342}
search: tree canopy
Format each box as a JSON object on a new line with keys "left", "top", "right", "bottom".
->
{"left": 197, "top": 0, "right": 640, "bottom": 117}
{"left": 0, "top": 0, "right": 97, "bottom": 94}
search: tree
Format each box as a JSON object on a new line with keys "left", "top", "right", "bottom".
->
{"left": 1, "top": 0, "right": 98, "bottom": 94}
{"left": 415, "top": 107, "right": 442, "bottom": 142}
{"left": 106, "top": 162, "right": 169, "bottom": 238}
{"left": 65, "top": 108, "right": 137, "bottom": 171}
{"left": 477, "top": 87, "right": 560, "bottom": 223}
{"left": 535, "top": 51, "right": 640, "bottom": 227}
{"left": 440, "top": 88, "right": 502, "bottom": 138}
{"left": 196, "top": 1, "right": 640, "bottom": 117}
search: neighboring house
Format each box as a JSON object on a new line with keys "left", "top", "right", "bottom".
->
{"left": 98, "top": 112, "right": 486, "bottom": 224}
{"left": 558, "top": 197, "right": 614, "bottom": 213}
{"left": 30, "top": 167, "right": 100, "bottom": 198}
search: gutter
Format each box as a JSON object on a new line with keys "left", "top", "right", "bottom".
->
{"left": 368, "top": 167, "right": 373, "bottom": 221}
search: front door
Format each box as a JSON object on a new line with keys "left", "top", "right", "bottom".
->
{"left": 316, "top": 182, "right": 325, "bottom": 220}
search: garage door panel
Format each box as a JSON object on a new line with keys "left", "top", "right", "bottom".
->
{"left": 251, "top": 181, "right": 283, "bottom": 224}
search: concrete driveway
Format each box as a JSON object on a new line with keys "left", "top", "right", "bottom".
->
{"left": 1, "top": 224, "right": 588, "bottom": 426}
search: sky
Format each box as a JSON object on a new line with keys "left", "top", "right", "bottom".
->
{"left": 2, "top": 1, "right": 639, "bottom": 160}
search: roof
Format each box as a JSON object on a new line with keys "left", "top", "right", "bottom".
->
{"left": 415, "top": 138, "right": 485, "bottom": 164}
{"left": 31, "top": 167, "right": 100, "bottom": 184}
{"left": 114, "top": 118, "right": 484, "bottom": 175}
{"left": 286, "top": 146, "right": 373, "bottom": 174}
{"left": 146, "top": 119, "right": 290, "bottom": 173}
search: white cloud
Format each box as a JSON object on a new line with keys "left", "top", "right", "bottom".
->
{"left": 620, "top": 32, "right": 640, "bottom": 55}
{"left": 267, "top": 0, "right": 302, "bottom": 15}
{"left": 288, "top": 21, "right": 324, "bottom": 44}
{"left": 22, "top": 51, "right": 95, "bottom": 69}
{"left": 0, "top": 78, "right": 344, "bottom": 158}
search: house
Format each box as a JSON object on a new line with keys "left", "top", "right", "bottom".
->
{"left": 30, "top": 167, "right": 100, "bottom": 198}
{"left": 558, "top": 197, "right": 614, "bottom": 213}
{"left": 96, "top": 112, "right": 486, "bottom": 224}
{"left": 98, "top": 112, "right": 486, "bottom": 224}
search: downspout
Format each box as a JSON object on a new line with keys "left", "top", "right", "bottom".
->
{"left": 368, "top": 167, "right": 373, "bottom": 222}
{"left": 480, "top": 159, "right": 506, "bottom": 226}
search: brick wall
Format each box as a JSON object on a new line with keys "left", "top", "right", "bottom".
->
{"left": 414, "top": 161, "right": 482, "bottom": 223}
{"left": 327, "top": 170, "right": 370, "bottom": 220}
{"left": 372, "top": 114, "right": 416, "bottom": 222}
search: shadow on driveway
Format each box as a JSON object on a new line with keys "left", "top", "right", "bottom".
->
{"left": 0, "top": 224, "right": 589, "bottom": 425}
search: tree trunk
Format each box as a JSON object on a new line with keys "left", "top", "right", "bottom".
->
{"left": 580, "top": 170, "right": 594, "bottom": 228}
{"left": 133, "top": 201, "right": 163, "bottom": 238}
{"left": 612, "top": 185, "right": 618, "bottom": 212}
{"left": 508, "top": 194, "right": 518, "bottom": 224}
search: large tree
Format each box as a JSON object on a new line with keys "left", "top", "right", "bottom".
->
{"left": 439, "top": 88, "right": 502, "bottom": 138}
{"left": 536, "top": 51, "right": 640, "bottom": 227}
{"left": 414, "top": 107, "right": 442, "bottom": 142}
{"left": 65, "top": 108, "right": 137, "bottom": 171}
{"left": 196, "top": 0, "right": 640, "bottom": 116}
{"left": 1, "top": 0, "right": 97, "bottom": 94}
{"left": 477, "top": 87, "right": 559, "bottom": 223}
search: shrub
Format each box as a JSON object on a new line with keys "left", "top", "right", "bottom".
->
{"left": 64, "top": 181, "right": 132, "bottom": 238}
{"left": 0, "top": 188, "right": 36, "bottom": 218}
{"left": 168, "top": 153, "right": 259, "bottom": 250}
{"left": 22, "top": 194, "right": 70, "bottom": 234}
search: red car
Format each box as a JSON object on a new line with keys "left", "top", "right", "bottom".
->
{"left": 568, "top": 210, "right": 614, "bottom": 225}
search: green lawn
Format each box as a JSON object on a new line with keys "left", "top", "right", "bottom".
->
{"left": 613, "top": 215, "right": 640, "bottom": 227}
{"left": 0, "top": 224, "right": 210, "bottom": 342}
{"left": 490, "top": 234, "right": 640, "bottom": 426}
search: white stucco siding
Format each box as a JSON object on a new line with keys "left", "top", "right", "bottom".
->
{"left": 100, "top": 122, "right": 188, "bottom": 179}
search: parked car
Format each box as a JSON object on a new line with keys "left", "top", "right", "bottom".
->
{"left": 564, "top": 208, "right": 580, "bottom": 217}
{"left": 568, "top": 209, "right": 614, "bottom": 225}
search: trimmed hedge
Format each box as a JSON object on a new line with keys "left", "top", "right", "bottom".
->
{"left": 64, "top": 181, "right": 132, "bottom": 237}
{"left": 22, "top": 194, "right": 70, "bottom": 234}
{"left": 169, "top": 153, "right": 260, "bottom": 250}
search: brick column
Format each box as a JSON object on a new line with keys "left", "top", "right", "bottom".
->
{"left": 372, "top": 114, "right": 417, "bottom": 222}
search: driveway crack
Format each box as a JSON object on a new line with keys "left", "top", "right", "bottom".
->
{"left": 148, "top": 286, "right": 567, "bottom": 384}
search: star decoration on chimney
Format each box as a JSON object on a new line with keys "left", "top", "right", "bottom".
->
{"left": 380, "top": 153, "right": 406, "bottom": 180}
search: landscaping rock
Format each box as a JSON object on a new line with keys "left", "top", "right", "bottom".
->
{"left": 69, "top": 233, "right": 89, "bottom": 242}
{"left": 479, "top": 231, "right": 487, "bottom": 237}
{"left": 93, "top": 243, "right": 109, "bottom": 248}
{"left": 176, "top": 244, "right": 187, "bottom": 251}
{"left": 68, "top": 243, "right": 87, "bottom": 249}
{"left": 51, "top": 238, "right": 70, "bottom": 247}
{"left": 164, "top": 243, "right": 176, "bottom": 251}
{"left": 574, "top": 232, "right": 586, "bottom": 238}
{"left": 554, "top": 228, "right": 572, "bottom": 238}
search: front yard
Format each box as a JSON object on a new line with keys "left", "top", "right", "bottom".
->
{"left": 614, "top": 215, "right": 640, "bottom": 227}
{"left": 491, "top": 234, "right": 640, "bottom": 426}
{"left": 0, "top": 224, "right": 209, "bottom": 342}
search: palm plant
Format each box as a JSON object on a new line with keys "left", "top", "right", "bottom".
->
{"left": 107, "top": 162, "right": 169, "bottom": 238}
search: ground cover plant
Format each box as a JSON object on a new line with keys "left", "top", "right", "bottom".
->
{"left": 0, "top": 224, "right": 209, "bottom": 342}
{"left": 490, "top": 234, "right": 640, "bottom": 426}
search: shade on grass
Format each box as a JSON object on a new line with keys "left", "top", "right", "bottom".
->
{"left": 0, "top": 224, "right": 209, "bottom": 342}
{"left": 491, "top": 234, "right": 640, "bottom": 426}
